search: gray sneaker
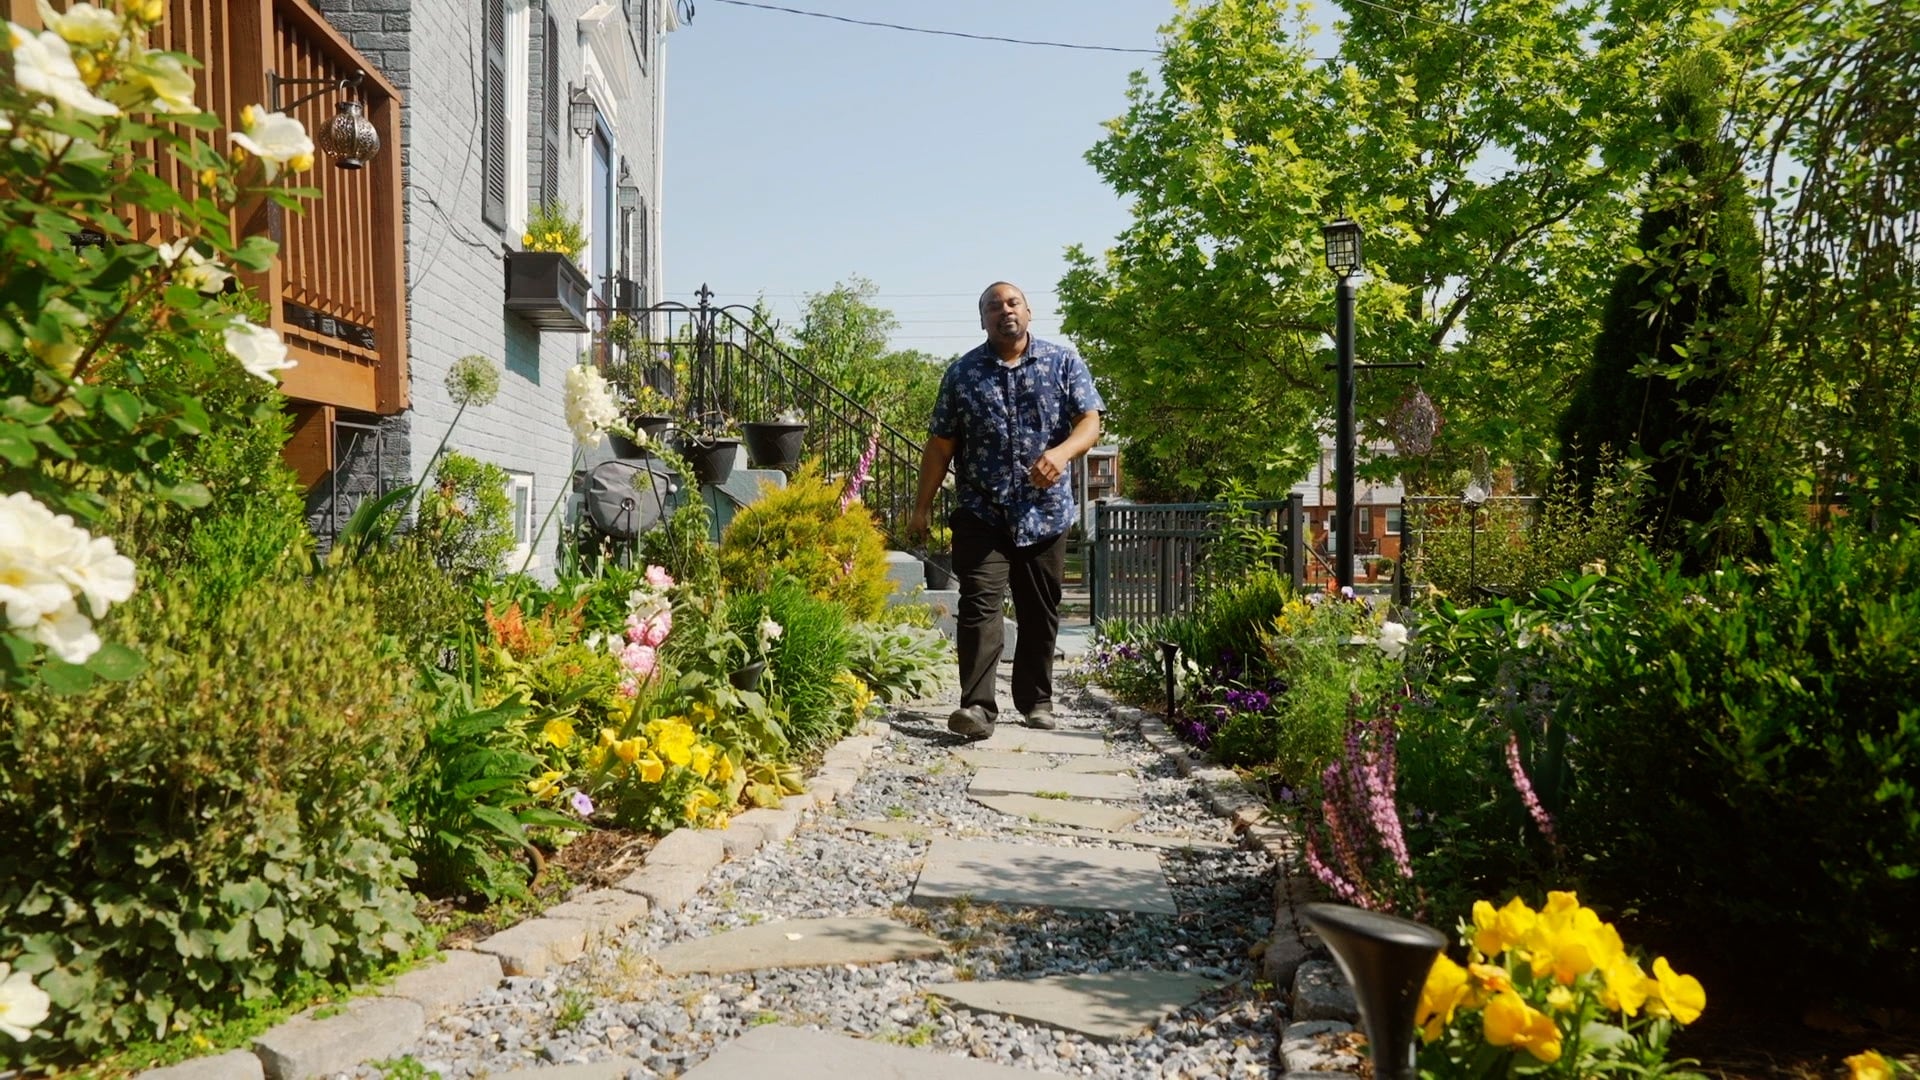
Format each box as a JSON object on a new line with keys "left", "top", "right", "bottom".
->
{"left": 1022, "top": 706, "right": 1056, "bottom": 730}
{"left": 948, "top": 705, "right": 994, "bottom": 739}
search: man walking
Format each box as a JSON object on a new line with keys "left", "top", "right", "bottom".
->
{"left": 908, "top": 282, "right": 1104, "bottom": 739}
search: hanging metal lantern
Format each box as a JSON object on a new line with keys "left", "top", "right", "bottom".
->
{"left": 1388, "top": 385, "right": 1441, "bottom": 457}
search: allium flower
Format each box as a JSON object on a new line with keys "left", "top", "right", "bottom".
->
{"left": 563, "top": 363, "right": 621, "bottom": 448}
{"left": 8, "top": 21, "right": 119, "bottom": 116}
{"left": 229, "top": 104, "right": 313, "bottom": 179}
{"left": 223, "top": 318, "right": 295, "bottom": 382}
{"left": 1377, "top": 621, "right": 1409, "bottom": 660}
{"left": 446, "top": 353, "right": 501, "bottom": 408}
{"left": 0, "top": 962, "right": 50, "bottom": 1042}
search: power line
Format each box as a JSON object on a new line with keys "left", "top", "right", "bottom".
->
{"left": 707, "top": 0, "right": 1163, "bottom": 55}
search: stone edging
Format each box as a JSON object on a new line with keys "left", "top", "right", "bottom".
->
{"left": 133, "top": 727, "right": 888, "bottom": 1080}
{"left": 1079, "top": 686, "right": 1362, "bottom": 1079}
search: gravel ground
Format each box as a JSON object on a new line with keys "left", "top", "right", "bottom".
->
{"left": 357, "top": 679, "right": 1286, "bottom": 1079}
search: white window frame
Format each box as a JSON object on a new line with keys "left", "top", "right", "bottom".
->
{"left": 505, "top": 0, "right": 532, "bottom": 235}
{"left": 506, "top": 471, "right": 538, "bottom": 571}
{"left": 1385, "top": 507, "right": 1404, "bottom": 535}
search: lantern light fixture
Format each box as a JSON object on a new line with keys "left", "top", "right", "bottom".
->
{"left": 1322, "top": 217, "right": 1363, "bottom": 278}
{"left": 569, "top": 84, "right": 599, "bottom": 139}
{"left": 266, "top": 69, "right": 381, "bottom": 169}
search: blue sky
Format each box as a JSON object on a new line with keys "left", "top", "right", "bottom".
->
{"left": 661, "top": 0, "right": 1176, "bottom": 360}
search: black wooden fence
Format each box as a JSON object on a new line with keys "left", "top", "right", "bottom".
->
{"left": 1088, "top": 497, "right": 1305, "bottom": 625}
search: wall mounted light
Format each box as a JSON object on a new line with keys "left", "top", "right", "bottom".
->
{"left": 617, "top": 163, "right": 642, "bottom": 212}
{"left": 569, "top": 84, "right": 599, "bottom": 139}
{"left": 266, "top": 69, "right": 381, "bottom": 169}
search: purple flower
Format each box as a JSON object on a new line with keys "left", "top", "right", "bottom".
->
{"left": 570, "top": 791, "right": 595, "bottom": 818}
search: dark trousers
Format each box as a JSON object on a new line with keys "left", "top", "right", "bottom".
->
{"left": 952, "top": 509, "right": 1067, "bottom": 720}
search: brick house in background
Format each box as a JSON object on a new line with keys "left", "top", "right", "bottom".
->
{"left": 1291, "top": 433, "right": 1405, "bottom": 582}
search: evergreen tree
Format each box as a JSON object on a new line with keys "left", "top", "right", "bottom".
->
{"left": 1556, "top": 51, "right": 1760, "bottom": 565}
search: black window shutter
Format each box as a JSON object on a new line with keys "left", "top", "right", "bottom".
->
{"left": 481, "top": 0, "right": 508, "bottom": 229}
{"left": 541, "top": 16, "right": 561, "bottom": 206}
{"left": 633, "top": 196, "right": 649, "bottom": 306}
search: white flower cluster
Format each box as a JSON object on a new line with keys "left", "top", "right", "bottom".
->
{"left": 564, "top": 363, "right": 621, "bottom": 448}
{"left": 0, "top": 492, "right": 137, "bottom": 664}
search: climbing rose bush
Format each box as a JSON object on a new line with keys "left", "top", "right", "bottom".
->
{"left": 1416, "top": 892, "right": 1705, "bottom": 1078}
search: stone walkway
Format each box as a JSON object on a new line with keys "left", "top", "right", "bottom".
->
{"left": 141, "top": 641, "right": 1367, "bottom": 1080}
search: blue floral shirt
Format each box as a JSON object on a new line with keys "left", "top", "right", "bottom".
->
{"left": 929, "top": 336, "right": 1105, "bottom": 546}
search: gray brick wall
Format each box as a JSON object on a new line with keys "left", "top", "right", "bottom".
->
{"left": 304, "top": 412, "right": 412, "bottom": 550}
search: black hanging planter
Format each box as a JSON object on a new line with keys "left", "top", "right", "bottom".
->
{"left": 678, "top": 437, "right": 740, "bottom": 485}
{"left": 728, "top": 660, "right": 766, "bottom": 691}
{"left": 741, "top": 421, "right": 808, "bottom": 473}
{"left": 503, "top": 251, "right": 592, "bottom": 332}
{"left": 607, "top": 432, "right": 647, "bottom": 458}
{"left": 630, "top": 415, "right": 675, "bottom": 442}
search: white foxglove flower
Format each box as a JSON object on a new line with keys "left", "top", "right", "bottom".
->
{"left": 229, "top": 104, "right": 313, "bottom": 180}
{"left": 1377, "top": 620, "right": 1409, "bottom": 660}
{"left": 7, "top": 21, "right": 120, "bottom": 116}
{"left": 35, "top": 0, "right": 121, "bottom": 49}
{"left": 563, "top": 363, "right": 621, "bottom": 448}
{"left": 223, "top": 318, "right": 296, "bottom": 383}
{"left": 0, "top": 962, "right": 51, "bottom": 1042}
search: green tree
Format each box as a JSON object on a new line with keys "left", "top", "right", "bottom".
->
{"left": 788, "top": 275, "right": 899, "bottom": 408}
{"left": 1556, "top": 50, "right": 1761, "bottom": 565}
{"left": 1057, "top": 0, "right": 1716, "bottom": 500}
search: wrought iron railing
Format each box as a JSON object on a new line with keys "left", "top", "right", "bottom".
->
{"left": 1090, "top": 497, "right": 1305, "bottom": 625}
{"left": 604, "top": 287, "right": 952, "bottom": 561}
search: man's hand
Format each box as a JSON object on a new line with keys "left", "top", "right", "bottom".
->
{"left": 906, "top": 507, "right": 932, "bottom": 545}
{"left": 1029, "top": 446, "right": 1072, "bottom": 489}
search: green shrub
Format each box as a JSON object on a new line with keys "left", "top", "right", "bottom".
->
{"left": 416, "top": 451, "right": 514, "bottom": 583}
{"left": 0, "top": 566, "right": 426, "bottom": 1060}
{"left": 360, "top": 539, "right": 470, "bottom": 668}
{"left": 1186, "top": 567, "right": 1292, "bottom": 675}
{"left": 735, "top": 579, "right": 855, "bottom": 752}
{"left": 1410, "top": 463, "right": 1640, "bottom": 600}
{"left": 718, "top": 464, "right": 891, "bottom": 620}
{"left": 1552, "top": 527, "right": 1920, "bottom": 996}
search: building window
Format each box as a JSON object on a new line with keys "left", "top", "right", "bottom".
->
{"left": 506, "top": 471, "right": 536, "bottom": 568}
{"left": 1358, "top": 508, "right": 1372, "bottom": 535}
{"left": 629, "top": 0, "right": 651, "bottom": 71}
{"left": 1385, "top": 507, "right": 1403, "bottom": 535}
{"left": 481, "top": 0, "right": 531, "bottom": 230}
{"left": 588, "top": 119, "right": 615, "bottom": 300}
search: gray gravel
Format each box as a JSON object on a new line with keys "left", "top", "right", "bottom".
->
{"left": 355, "top": 680, "right": 1286, "bottom": 1079}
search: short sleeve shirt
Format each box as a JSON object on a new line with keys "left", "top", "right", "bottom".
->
{"left": 928, "top": 336, "right": 1105, "bottom": 547}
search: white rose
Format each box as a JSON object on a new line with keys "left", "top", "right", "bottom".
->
{"left": 0, "top": 492, "right": 87, "bottom": 628}
{"left": 59, "top": 532, "right": 136, "bottom": 617}
{"left": 29, "top": 596, "right": 101, "bottom": 663}
{"left": 126, "top": 47, "right": 199, "bottom": 114}
{"left": 1377, "top": 620, "right": 1409, "bottom": 660}
{"left": 228, "top": 104, "right": 313, "bottom": 180}
{"left": 158, "top": 238, "right": 232, "bottom": 293}
{"left": 224, "top": 318, "right": 296, "bottom": 383}
{"left": 7, "top": 21, "right": 120, "bottom": 116}
{"left": 0, "top": 962, "right": 52, "bottom": 1042}
{"left": 35, "top": 0, "right": 121, "bottom": 49}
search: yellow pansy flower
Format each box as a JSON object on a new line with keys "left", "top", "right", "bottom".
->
{"left": 1545, "top": 985, "right": 1576, "bottom": 1013}
{"left": 1468, "top": 962, "right": 1511, "bottom": 993}
{"left": 636, "top": 753, "right": 665, "bottom": 783}
{"left": 690, "top": 743, "right": 715, "bottom": 779}
{"left": 526, "top": 770, "right": 563, "bottom": 799}
{"left": 542, "top": 718, "right": 574, "bottom": 749}
{"left": 713, "top": 754, "right": 736, "bottom": 783}
{"left": 1472, "top": 896, "right": 1537, "bottom": 958}
{"left": 1847, "top": 1052, "right": 1893, "bottom": 1080}
{"left": 683, "top": 787, "right": 719, "bottom": 821}
{"left": 1416, "top": 954, "right": 1470, "bottom": 1043}
{"left": 599, "top": 727, "right": 619, "bottom": 746}
{"left": 1647, "top": 957, "right": 1705, "bottom": 1024}
{"left": 1598, "top": 954, "right": 1650, "bottom": 1016}
{"left": 1483, "top": 991, "right": 1563, "bottom": 1064}
{"left": 656, "top": 722, "right": 696, "bottom": 767}
{"left": 613, "top": 737, "right": 643, "bottom": 765}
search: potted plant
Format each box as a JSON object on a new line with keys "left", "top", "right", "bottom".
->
{"left": 505, "top": 201, "right": 591, "bottom": 332}
{"left": 923, "top": 523, "right": 955, "bottom": 589}
{"left": 673, "top": 410, "right": 741, "bottom": 485}
{"left": 741, "top": 405, "right": 809, "bottom": 473}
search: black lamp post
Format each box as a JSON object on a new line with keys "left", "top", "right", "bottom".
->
{"left": 1322, "top": 218, "right": 1364, "bottom": 593}
{"left": 1156, "top": 640, "right": 1181, "bottom": 720}
{"left": 1301, "top": 903, "right": 1446, "bottom": 1080}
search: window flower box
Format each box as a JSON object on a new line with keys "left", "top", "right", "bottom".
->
{"left": 504, "top": 250, "right": 592, "bottom": 332}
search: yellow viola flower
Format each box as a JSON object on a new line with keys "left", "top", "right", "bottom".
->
{"left": 1847, "top": 1052, "right": 1894, "bottom": 1080}
{"left": 522, "top": 233, "right": 534, "bottom": 247}
{"left": 1598, "top": 954, "right": 1650, "bottom": 1016}
{"left": 1545, "top": 985, "right": 1576, "bottom": 1013}
{"left": 1472, "top": 896, "right": 1537, "bottom": 958}
{"left": 713, "top": 754, "right": 736, "bottom": 783}
{"left": 526, "top": 769, "right": 563, "bottom": 799}
{"left": 637, "top": 752, "right": 665, "bottom": 783}
{"left": 586, "top": 746, "right": 607, "bottom": 770}
{"left": 1468, "top": 962, "right": 1511, "bottom": 994}
{"left": 613, "top": 737, "right": 643, "bottom": 765}
{"left": 657, "top": 722, "right": 696, "bottom": 767}
{"left": 683, "top": 787, "right": 720, "bottom": 821}
{"left": 1483, "top": 991, "right": 1563, "bottom": 1064}
{"left": 542, "top": 718, "right": 575, "bottom": 749}
{"left": 599, "top": 727, "right": 619, "bottom": 746}
{"left": 1416, "top": 954, "right": 1471, "bottom": 1043}
{"left": 690, "top": 743, "right": 715, "bottom": 779}
{"left": 1647, "top": 957, "right": 1705, "bottom": 1025}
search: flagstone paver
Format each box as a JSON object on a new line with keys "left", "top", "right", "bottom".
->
{"left": 649, "top": 916, "right": 947, "bottom": 976}
{"left": 930, "top": 970, "right": 1227, "bottom": 1041}
{"left": 966, "top": 766, "right": 1138, "bottom": 802}
{"left": 969, "top": 793, "right": 1143, "bottom": 831}
{"left": 952, "top": 748, "right": 1131, "bottom": 774}
{"left": 975, "top": 727, "right": 1109, "bottom": 755}
{"left": 912, "top": 838, "right": 1178, "bottom": 915}
{"left": 846, "top": 819, "right": 936, "bottom": 840}
{"left": 1012, "top": 823, "right": 1236, "bottom": 851}
{"left": 678, "top": 1025, "right": 1054, "bottom": 1080}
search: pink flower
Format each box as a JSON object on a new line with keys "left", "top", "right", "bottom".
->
{"left": 645, "top": 564, "right": 674, "bottom": 589}
{"left": 619, "top": 641, "right": 657, "bottom": 679}
{"left": 638, "top": 612, "right": 671, "bottom": 647}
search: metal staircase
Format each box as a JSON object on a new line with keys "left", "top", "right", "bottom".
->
{"left": 601, "top": 286, "right": 954, "bottom": 571}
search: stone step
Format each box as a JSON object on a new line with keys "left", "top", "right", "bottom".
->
{"left": 911, "top": 838, "right": 1177, "bottom": 915}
